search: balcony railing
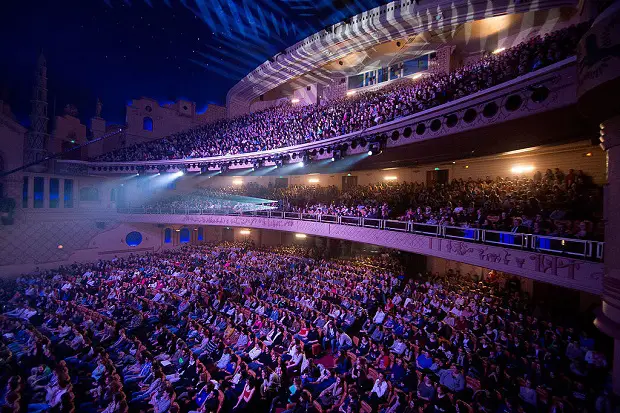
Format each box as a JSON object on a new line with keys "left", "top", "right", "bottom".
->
{"left": 118, "top": 207, "right": 603, "bottom": 261}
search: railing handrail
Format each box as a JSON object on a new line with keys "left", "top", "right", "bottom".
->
{"left": 117, "top": 207, "right": 603, "bottom": 261}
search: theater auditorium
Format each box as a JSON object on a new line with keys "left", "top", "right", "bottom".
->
{"left": 0, "top": 0, "right": 619, "bottom": 412}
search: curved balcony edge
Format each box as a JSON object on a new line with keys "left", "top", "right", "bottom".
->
{"left": 117, "top": 211, "right": 604, "bottom": 295}
{"left": 58, "top": 57, "right": 577, "bottom": 172}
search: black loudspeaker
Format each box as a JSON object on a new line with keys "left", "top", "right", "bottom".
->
{"left": 96, "top": 222, "right": 106, "bottom": 229}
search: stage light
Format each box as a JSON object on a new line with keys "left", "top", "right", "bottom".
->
{"left": 511, "top": 165, "right": 534, "bottom": 174}
{"left": 57, "top": 244, "right": 63, "bottom": 249}
{"left": 232, "top": 178, "right": 243, "bottom": 185}
{"left": 291, "top": 98, "right": 300, "bottom": 103}
{"left": 239, "top": 229, "right": 251, "bottom": 235}
{"left": 308, "top": 178, "right": 319, "bottom": 183}
{"left": 493, "top": 47, "right": 506, "bottom": 54}
{"left": 295, "top": 233, "right": 307, "bottom": 239}
{"left": 367, "top": 144, "right": 381, "bottom": 156}
{"left": 298, "top": 161, "right": 304, "bottom": 167}
{"left": 412, "top": 73, "right": 423, "bottom": 79}
{"left": 331, "top": 157, "right": 335, "bottom": 162}
{"left": 384, "top": 176, "right": 398, "bottom": 181}
{"left": 346, "top": 90, "right": 356, "bottom": 96}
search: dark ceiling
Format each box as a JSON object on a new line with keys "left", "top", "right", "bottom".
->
{"left": 0, "top": 0, "right": 389, "bottom": 126}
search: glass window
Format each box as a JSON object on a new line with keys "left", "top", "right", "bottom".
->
{"left": 125, "top": 231, "right": 143, "bottom": 247}
{"left": 33, "top": 177, "right": 44, "bottom": 208}
{"left": 347, "top": 74, "right": 364, "bottom": 89}
{"left": 22, "top": 177, "right": 28, "bottom": 208}
{"left": 180, "top": 228, "right": 190, "bottom": 243}
{"left": 64, "top": 179, "right": 73, "bottom": 208}
{"left": 49, "top": 178, "right": 59, "bottom": 208}
{"left": 402, "top": 55, "right": 429, "bottom": 77}
{"left": 378, "top": 67, "right": 388, "bottom": 83}
{"left": 143, "top": 117, "right": 153, "bottom": 131}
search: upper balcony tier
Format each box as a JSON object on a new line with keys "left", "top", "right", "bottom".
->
{"left": 226, "top": 0, "right": 580, "bottom": 106}
{"left": 59, "top": 53, "right": 593, "bottom": 176}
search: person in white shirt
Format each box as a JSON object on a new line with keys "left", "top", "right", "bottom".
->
{"left": 368, "top": 373, "right": 388, "bottom": 410}
{"left": 373, "top": 309, "right": 386, "bottom": 325}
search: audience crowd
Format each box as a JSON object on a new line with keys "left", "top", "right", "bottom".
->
{"left": 0, "top": 242, "right": 614, "bottom": 413}
{"left": 96, "top": 24, "right": 587, "bottom": 162}
{"left": 142, "top": 189, "right": 277, "bottom": 214}
{"left": 134, "top": 168, "right": 603, "bottom": 240}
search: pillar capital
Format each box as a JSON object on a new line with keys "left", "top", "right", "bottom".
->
{"left": 600, "top": 115, "right": 620, "bottom": 151}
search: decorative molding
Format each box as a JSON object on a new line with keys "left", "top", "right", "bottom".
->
{"left": 120, "top": 213, "right": 604, "bottom": 294}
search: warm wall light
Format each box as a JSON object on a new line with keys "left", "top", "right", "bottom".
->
{"left": 295, "top": 233, "right": 307, "bottom": 239}
{"left": 465, "top": 165, "right": 469, "bottom": 169}
{"left": 291, "top": 98, "right": 300, "bottom": 103}
{"left": 175, "top": 229, "right": 181, "bottom": 232}
{"left": 586, "top": 152, "right": 593, "bottom": 157}
{"left": 57, "top": 244, "right": 63, "bottom": 249}
{"left": 384, "top": 176, "right": 398, "bottom": 181}
{"left": 239, "top": 229, "right": 251, "bottom": 235}
{"left": 346, "top": 90, "right": 356, "bottom": 96}
{"left": 511, "top": 165, "right": 535, "bottom": 174}
{"left": 493, "top": 47, "right": 506, "bottom": 54}
{"left": 308, "top": 178, "right": 320, "bottom": 183}
{"left": 232, "top": 178, "right": 243, "bottom": 185}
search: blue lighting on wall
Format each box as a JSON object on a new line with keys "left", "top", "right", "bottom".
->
{"left": 164, "top": 228, "right": 172, "bottom": 243}
{"left": 180, "top": 228, "right": 190, "bottom": 243}
{"left": 125, "top": 231, "right": 143, "bottom": 247}
{"left": 143, "top": 117, "right": 153, "bottom": 131}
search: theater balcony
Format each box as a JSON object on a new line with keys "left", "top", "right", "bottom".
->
{"left": 115, "top": 208, "right": 605, "bottom": 295}
{"left": 57, "top": 56, "right": 592, "bottom": 175}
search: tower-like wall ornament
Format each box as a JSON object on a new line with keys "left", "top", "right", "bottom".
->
{"left": 24, "top": 52, "right": 49, "bottom": 171}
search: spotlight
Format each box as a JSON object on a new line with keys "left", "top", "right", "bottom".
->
{"left": 368, "top": 143, "right": 382, "bottom": 156}
{"left": 298, "top": 161, "right": 304, "bottom": 167}
{"left": 331, "top": 157, "right": 335, "bottom": 162}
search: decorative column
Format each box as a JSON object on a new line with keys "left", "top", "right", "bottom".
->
{"left": 597, "top": 116, "right": 620, "bottom": 396}
{"left": 43, "top": 177, "right": 50, "bottom": 208}
{"left": 58, "top": 179, "right": 64, "bottom": 209}
{"left": 24, "top": 53, "right": 49, "bottom": 172}
{"left": 26, "top": 176, "right": 34, "bottom": 209}
{"left": 577, "top": 2, "right": 620, "bottom": 395}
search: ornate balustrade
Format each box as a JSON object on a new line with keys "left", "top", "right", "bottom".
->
{"left": 120, "top": 207, "right": 603, "bottom": 261}
{"left": 117, "top": 208, "right": 604, "bottom": 294}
